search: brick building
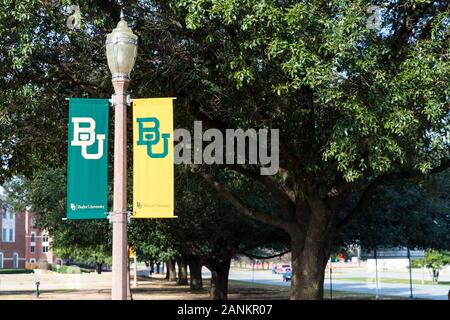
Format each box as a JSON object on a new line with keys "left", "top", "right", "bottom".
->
{"left": 24, "top": 209, "right": 59, "bottom": 266}
{"left": 0, "top": 199, "right": 59, "bottom": 269}
{"left": 0, "top": 206, "right": 26, "bottom": 268}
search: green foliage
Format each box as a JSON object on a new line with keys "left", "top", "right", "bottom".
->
{"left": 171, "top": 0, "right": 449, "bottom": 181}
{"left": 53, "top": 245, "right": 111, "bottom": 266}
{"left": 412, "top": 249, "right": 450, "bottom": 269}
{"left": 411, "top": 249, "right": 450, "bottom": 283}
{"left": 50, "top": 265, "right": 92, "bottom": 274}
{"left": 338, "top": 170, "right": 450, "bottom": 249}
{"left": 0, "top": 0, "right": 448, "bottom": 299}
{"left": 129, "top": 167, "right": 288, "bottom": 262}
{"left": 4, "top": 168, "right": 112, "bottom": 260}
{"left": 1, "top": 1, "right": 448, "bottom": 184}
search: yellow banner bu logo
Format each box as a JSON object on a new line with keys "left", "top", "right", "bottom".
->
{"left": 136, "top": 117, "right": 170, "bottom": 158}
{"left": 133, "top": 98, "right": 175, "bottom": 219}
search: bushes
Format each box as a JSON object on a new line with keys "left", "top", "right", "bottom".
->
{"left": 0, "top": 269, "right": 34, "bottom": 274}
{"left": 51, "top": 265, "right": 92, "bottom": 274}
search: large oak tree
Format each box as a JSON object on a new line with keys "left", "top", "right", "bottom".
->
{"left": 0, "top": 0, "right": 448, "bottom": 299}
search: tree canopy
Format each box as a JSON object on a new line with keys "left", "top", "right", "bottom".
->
{"left": 338, "top": 169, "right": 450, "bottom": 250}
{"left": 0, "top": 0, "right": 448, "bottom": 300}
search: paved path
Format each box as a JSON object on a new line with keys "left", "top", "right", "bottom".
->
{"left": 3, "top": 267, "right": 448, "bottom": 300}
{"left": 323, "top": 279, "right": 448, "bottom": 300}
{"left": 220, "top": 269, "right": 449, "bottom": 300}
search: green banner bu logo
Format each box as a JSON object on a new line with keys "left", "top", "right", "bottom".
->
{"left": 137, "top": 117, "right": 170, "bottom": 158}
{"left": 71, "top": 117, "right": 105, "bottom": 160}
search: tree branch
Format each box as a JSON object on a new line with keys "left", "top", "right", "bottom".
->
{"left": 227, "top": 165, "right": 296, "bottom": 221}
{"left": 336, "top": 159, "right": 450, "bottom": 231}
{"left": 325, "top": 174, "right": 352, "bottom": 212}
{"left": 242, "top": 250, "right": 291, "bottom": 260}
{"left": 58, "top": 62, "right": 101, "bottom": 96}
{"left": 199, "top": 170, "right": 291, "bottom": 231}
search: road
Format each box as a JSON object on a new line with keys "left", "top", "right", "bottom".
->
{"left": 200, "top": 268, "right": 450, "bottom": 300}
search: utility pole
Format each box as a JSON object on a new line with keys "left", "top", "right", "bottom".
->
{"left": 374, "top": 248, "right": 379, "bottom": 299}
{"left": 407, "top": 248, "right": 413, "bottom": 299}
{"left": 329, "top": 257, "right": 333, "bottom": 300}
{"left": 133, "top": 251, "right": 138, "bottom": 287}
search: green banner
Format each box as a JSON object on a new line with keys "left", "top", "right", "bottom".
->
{"left": 67, "top": 98, "right": 109, "bottom": 219}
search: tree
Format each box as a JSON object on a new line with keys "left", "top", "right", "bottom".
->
{"left": 337, "top": 169, "right": 450, "bottom": 250}
{"left": 3, "top": 168, "right": 112, "bottom": 266}
{"left": 130, "top": 169, "right": 289, "bottom": 299}
{"left": 53, "top": 245, "right": 112, "bottom": 274}
{"left": 412, "top": 250, "right": 450, "bottom": 283}
{"left": 1, "top": 0, "right": 448, "bottom": 300}
{"left": 158, "top": 0, "right": 449, "bottom": 299}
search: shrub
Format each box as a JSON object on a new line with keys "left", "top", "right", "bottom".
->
{"left": 0, "top": 269, "right": 34, "bottom": 274}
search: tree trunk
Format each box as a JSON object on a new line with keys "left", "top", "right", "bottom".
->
{"left": 164, "top": 261, "right": 169, "bottom": 279}
{"left": 167, "top": 259, "right": 177, "bottom": 282}
{"left": 96, "top": 262, "right": 103, "bottom": 274}
{"left": 149, "top": 261, "right": 154, "bottom": 275}
{"left": 209, "top": 257, "right": 231, "bottom": 300}
{"left": 289, "top": 217, "right": 333, "bottom": 300}
{"left": 177, "top": 257, "right": 189, "bottom": 285}
{"left": 187, "top": 255, "right": 203, "bottom": 291}
{"left": 432, "top": 269, "right": 439, "bottom": 283}
{"left": 156, "top": 262, "right": 161, "bottom": 274}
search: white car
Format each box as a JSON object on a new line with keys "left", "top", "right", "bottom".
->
{"left": 276, "top": 264, "right": 291, "bottom": 274}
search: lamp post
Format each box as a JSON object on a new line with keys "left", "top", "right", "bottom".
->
{"left": 106, "top": 13, "right": 138, "bottom": 300}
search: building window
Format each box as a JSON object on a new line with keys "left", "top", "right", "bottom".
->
{"left": 12, "top": 253, "right": 18, "bottom": 269}
{"left": 1, "top": 207, "right": 14, "bottom": 242}
{"left": 30, "top": 258, "right": 36, "bottom": 264}
{"left": 42, "top": 233, "right": 49, "bottom": 253}
{"left": 30, "top": 246, "right": 35, "bottom": 253}
{"left": 0, "top": 252, "right": 3, "bottom": 269}
{"left": 30, "top": 232, "right": 36, "bottom": 242}
{"left": 31, "top": 217, "right": 37, "bottom": 228}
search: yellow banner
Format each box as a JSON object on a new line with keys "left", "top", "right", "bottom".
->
{"left": 129, "top": 246, "right": 136, "bottom": 258}
{"left": 133, "top": 98, "right": 175, "bottom": 218}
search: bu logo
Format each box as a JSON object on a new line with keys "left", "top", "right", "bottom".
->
{"left": 137, "top": 117, "right": 170, "bottom": 158}
{"left": 71, "top": 117, "right": 105, "bottom": 160}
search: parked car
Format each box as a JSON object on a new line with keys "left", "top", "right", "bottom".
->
{"left": 283, "top": 271, "right": 292, "bottom": 281}
{"left": 276, "top": 264, "right": 291, "bottom": 274}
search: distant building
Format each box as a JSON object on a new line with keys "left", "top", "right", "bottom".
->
{"left": 0, "top": 201, "right": 59, "bottom": 269}
{"left": 24, "top": 209, "right": 60, "bottom": 267}
{"left": 0, "top": 206, "right": 26, "bottom": 268}
{"left": 362, "top": 247, "right": 424, "bottom": 270}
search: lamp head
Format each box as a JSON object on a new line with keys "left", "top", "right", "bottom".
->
{"left": 105, "top": 16, "right": 138, "bottom": 81}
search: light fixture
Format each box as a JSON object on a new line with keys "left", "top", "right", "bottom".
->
{"left": 105, "top": 12, "right": 138, "bottom": 81}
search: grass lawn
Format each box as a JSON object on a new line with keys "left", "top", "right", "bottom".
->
{"left": 334, "top": 277, "right": 449, "bottom": 286}
{"left": 0, "top": 273, "right": 414, "bottom": 300}
{"left": 227, "top": 280, "right": 412, "bottom": 300}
